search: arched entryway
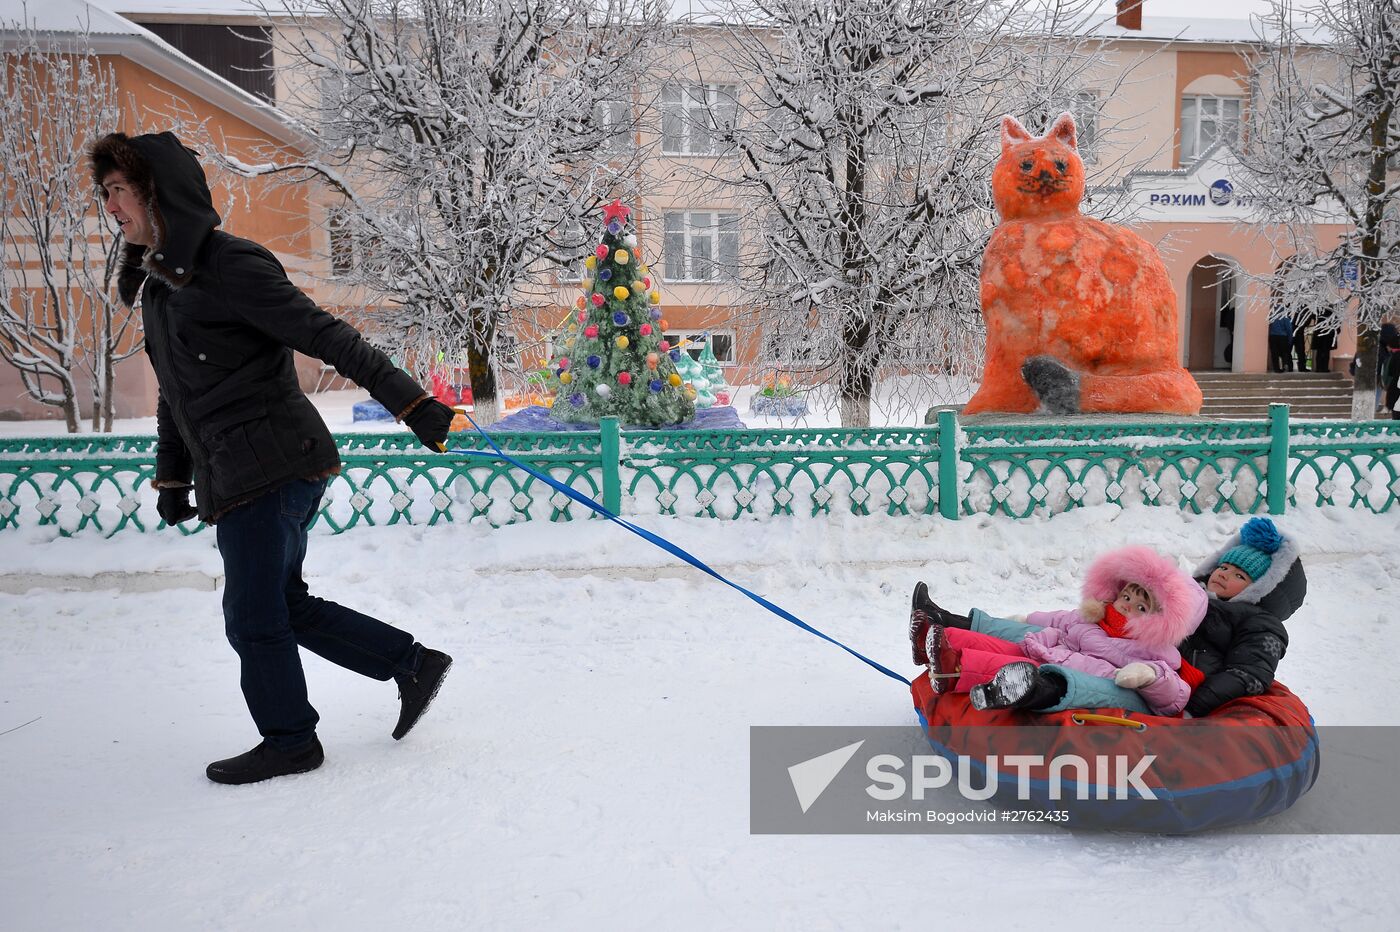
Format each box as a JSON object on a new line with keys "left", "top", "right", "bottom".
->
{"left": 1185, "top": 255, "right": 1241, "bottom": 371}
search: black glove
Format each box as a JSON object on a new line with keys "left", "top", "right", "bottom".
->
{"left": 156, "top": 486, "right": 198, "bottom": 525}
{"left": 403, "top": 399, "right": 456, "bottom": 452}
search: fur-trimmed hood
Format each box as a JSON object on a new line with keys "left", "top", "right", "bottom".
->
{"left": 90, "top": 131, "right": 221, "bottom": 305}
{"left": 1193, "top": 527, "right": 1306, "bottom": 621}
{"left": 1080, "top": 545, "right": 1208, "bottom": 651}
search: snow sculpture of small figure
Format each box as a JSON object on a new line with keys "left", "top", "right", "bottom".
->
{"left": 964, "top": 114, "right": 1202, "bottom": 416}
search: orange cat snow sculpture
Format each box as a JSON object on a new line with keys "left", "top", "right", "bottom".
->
{"left": 964, "top": 113, "right": 1202, "bottom": 416}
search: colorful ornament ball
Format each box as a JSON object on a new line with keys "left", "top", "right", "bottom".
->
{"left": 595, "top": 245, "right": 609, "bottom": 259}
{"left": 585, "top": 255, "right": 597, "bottom": 270}
{"left": 670, "top": 349, "right": 681, "bottom": 361}
{"left": 616, "top": 335, "right": 629, "bottom": 349}
{"left": 613, "top": 286, "right": 630, "bottom": 300}
{"left": 615, "top": 250, "right": 630, "bottom": 265}
{"left": 591, "top": 294, "right": 605, "bottom": 306}
{"left": 639, "top": 324, "right": 652, "bottom": 336}
{"left": 584, "top": 325, "right": 598, "bottom": 338}
{"left": 595, "top": 383, "right": 611, "bottom": 397}
{"left": 570, "top": 392, "right": 584, "bottom": 406}
{"left": 587, "top": 354, "right": 601, "bottom": 368}
{"left": 649, "top": 308, "right": 662, "bottom": 320}
{"left": 649, "top": 291, "right": 661, "bottom": 304}
{"left": 618, "top": 372, "right": 632, "bottom": 386}
{"left": 599, "top": 268, "right": 612, "bottom": 282}
{"left": 649, "top": 379, "right": 662, "bottom": 392}
{"left": 668, "top": 373, "right": 682, "bottom": 386}
{"left": 560, "top": 372, "right": 572, "bottom": 384}
{"left": 612, "top": 311, "right": 629, "bottom": 326}
{"left": 607, "top": 219, "right": 622, "bottom": 235}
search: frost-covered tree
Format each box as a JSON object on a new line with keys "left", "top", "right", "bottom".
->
{"left": 0, "top": 19, "right": 132, "bottom": 432}
{"left": 1240, "top": 0, "right": 1400, "bottom": 417}
{"left": 681, "top": 0, "right": 1130, "bottom": 426}
{"left": 237, "top": 0, "right": 667, "bottom": 423}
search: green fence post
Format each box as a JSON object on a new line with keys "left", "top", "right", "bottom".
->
{"left": 1266, "top": 402, "right": 1289, "bottom": 516}
{"left": 937, "top": 409, "right": 960, "bottom": 520}
{"left": 600, "top": 416, "right": 622, "bottom": 515}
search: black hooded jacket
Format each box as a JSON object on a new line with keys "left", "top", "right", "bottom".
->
{"left": 1181, "top": 533, "right": 1307, "bottom": 717}
{"left": 93, "top": 132, "right": 426, "bottom": 521}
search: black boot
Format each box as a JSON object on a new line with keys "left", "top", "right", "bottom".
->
{"left": 206, "top": 737, "right": 324, "bottom": 785}
{"left": 393, "top": 648, "right": 453, "bottom": 740}
{"left": 970, "top": 663, "right": 1067, "bottom": 712}
{"left": 924, "top": 625, "right": 962, "bottom": 695}
{"left": 910, "top": 581, "right": 971, "bottom": 664}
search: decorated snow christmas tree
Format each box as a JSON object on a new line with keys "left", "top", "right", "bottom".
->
{"left": 696, "top": 337, "right": 730, "bottom": 403}
{"left": 549, "top": 200, "right": 697, "bottom": 427}
{"left": 673, "top": 346, "right": 717, "bottom": 408}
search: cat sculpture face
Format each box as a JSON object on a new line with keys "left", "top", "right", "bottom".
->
{"left": 992, "top": 113, "right": 1084, "bottom": 221}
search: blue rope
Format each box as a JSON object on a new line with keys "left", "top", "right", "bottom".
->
{"left": 444, "top": 415, "right": 911, "bottom": 687}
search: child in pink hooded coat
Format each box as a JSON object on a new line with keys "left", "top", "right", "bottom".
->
{"left": 917, "top": 545, "right": 1208, "bottom": 716}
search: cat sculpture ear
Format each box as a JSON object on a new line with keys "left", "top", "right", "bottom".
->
{"left": 1048, "top": 112, "right": 1079, "bottom": 151}
{"left": 1000, "top": 115, "right": 1033, "bottom": 154}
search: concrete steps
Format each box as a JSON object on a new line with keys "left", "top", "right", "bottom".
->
{"left": 1192, "top": 371, "right": 1353, "bottom": 420}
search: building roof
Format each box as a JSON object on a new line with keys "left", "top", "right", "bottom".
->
{"left": 0, "top": 0, "right": 312, "bottom": 147}
{"left": 107, "top": 0, "right": 298, "bottom": 14}
{"left": 1083, "top": 13, "right": 1331, "bottom": 45}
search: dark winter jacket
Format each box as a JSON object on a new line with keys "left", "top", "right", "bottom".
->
{"left": 1182, "top": 534, "right": 1307, "bottom": 717}
{"left": 93, "top": 132, "right": 426, "bottom": 521}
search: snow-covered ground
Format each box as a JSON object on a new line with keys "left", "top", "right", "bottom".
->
{"left": 3, "top": 496, "right": 1399, "bottom": 929}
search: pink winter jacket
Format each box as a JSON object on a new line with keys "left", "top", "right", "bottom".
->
{"left": 1021, "top": 609, "right": 1191, "bottom": 716}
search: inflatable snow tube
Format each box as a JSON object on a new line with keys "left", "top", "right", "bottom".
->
{"left": 910, "top": 672, "right": 1320, "bottom": 833}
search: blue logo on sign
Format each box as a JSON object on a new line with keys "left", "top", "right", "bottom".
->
{"left": 1209, "top": 179, "right": 1234, "bottom": 206}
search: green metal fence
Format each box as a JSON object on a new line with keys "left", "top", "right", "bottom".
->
{"left": 2, "top": 403, "right": 1397, "bottom": 538}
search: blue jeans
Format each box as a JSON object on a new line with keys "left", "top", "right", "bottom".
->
{"left": 216, "top": 478, "right": 423, "bottom": 750}
{"left": 969, "top": 608, "right": 1150, "bottom": 714}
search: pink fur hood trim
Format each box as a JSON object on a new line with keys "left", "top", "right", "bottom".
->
{"left": 1080, "top": 545, "right": 1208, "bottom": 650}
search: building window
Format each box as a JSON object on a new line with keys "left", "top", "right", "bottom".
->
{"left": 661, "top": 83, "right": 738, "bottom": 155}
{"left": 1181, "top": 95, "right": 1243, "bottom": 164}
{"left": 328, "top": 210, "right": 354, "bottom": 277}
{"left": 136, "top": 22, "right": 274, "bottom": 103}
{"left": 596, "top": 98, "right": 633, "bottom": 149}
{"left": 1056, "top": 91, "right": 1099, "bottom": 161}
{"left": 663, "top": 330, "right": 736, "bottom": 364}
{"left": 663, "top": 211, "right": 738, "bottom": 282}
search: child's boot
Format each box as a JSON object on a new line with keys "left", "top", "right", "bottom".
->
{"left": 969, "top": 663, "right": 1066, "bottom": 712}
{"left": 923, "top": 625, "right": 961, "bottom": 695}
{"left": 909, "top": 581, "right": 972, "bottom": 664}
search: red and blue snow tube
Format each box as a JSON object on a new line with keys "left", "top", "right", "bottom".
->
{"left": 911, "top": 672, "right": 1319, "bottom": 833}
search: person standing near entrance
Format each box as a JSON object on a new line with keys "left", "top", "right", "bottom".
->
{"left": 1268, "top": 313, "right": 1293, "bottom": 372}
{"left": 1290, "top": 316, "right": 1311, "bottom": 372}
{"left": 1310, "top": 323, "right": 1336, "bottom": 373}
{"left": 91, "top": 131, "right": 458, "bottom": 785}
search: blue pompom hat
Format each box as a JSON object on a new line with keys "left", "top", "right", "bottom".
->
{"left": 1217, "top": 517, "right": 1284, "bottom": 581}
